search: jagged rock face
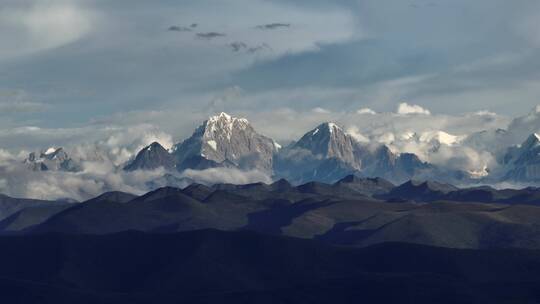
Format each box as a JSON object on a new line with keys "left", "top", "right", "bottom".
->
{"left": 360, "top": 145, "right": 396, "bottom": 173}
{"left": 274, "top": 122, "right": 365, "bottom": 183}
{"left": 173, "top": 113, "right": 277, "bottom": 173}
{"left": 503, "top": 133, "right": 540, "bottom": 181}
{"left": 124, "top": 142, "right": 175, "bottom": 171}
{"left": 294, "top": 123, "right": 359, "bottom": 168}
{"left": 24, "top": 148, "right": 81, "bottom": 172}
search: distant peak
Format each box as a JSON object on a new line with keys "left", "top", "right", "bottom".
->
{"left": 404, "top": 180, "right": 427, "bottom": 187}
{"left": 327, "top": 122, "right": 340, "bottom": 133}
{"left": 207, "top": 112, "right": 231, "bottom": 122}
{"left": 404, "top": 180, "right": 457, "bottom": 192}
{"left": 217, "top": 112, "right": 231, "bottom": 120}
{"left": 143, "top": 142, "right": 166, "bottom": 152}
{"left": 206, "top": 113, "right": 250, "bottom": 132}
{"left": 522, "top": 133, "right": 540, "bottom": 147}
{"left": 338, "top": 174, "right": 361, "bottom": 183}
{"left": 311, "top": 122, "right": 342, "bottom": 135}
{"left": 208, "top": 112, "right": 248, "bottom": 123}
{"left": 40, "top": 147, "right": 66, "bottom": 158}
{"left": 271, "top": 178, "right": 291, "bottom": 186}
{"left": 320, "top": 122, "right": 340, "bottom": 128}
{"left": 44, "top": 147, "right": 58, "bottom": 155}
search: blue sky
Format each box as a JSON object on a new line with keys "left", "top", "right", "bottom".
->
{"left": 1, "top": 0, "right": 540, "bottom": 149}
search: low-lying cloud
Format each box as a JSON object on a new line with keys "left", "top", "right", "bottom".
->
{"left": 181, "top": 167, "right": 272, "bottom": 186}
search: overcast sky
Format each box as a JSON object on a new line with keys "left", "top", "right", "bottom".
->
{"left": 1, "top": 0, "right": 540, "bottom": 150}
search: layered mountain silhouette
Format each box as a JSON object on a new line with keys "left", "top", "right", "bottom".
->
{"left": 4, "top": 176, "right": 540, "bottom": 250}
{"left": 3, "top": 176, "right": 540, "bottom": 303}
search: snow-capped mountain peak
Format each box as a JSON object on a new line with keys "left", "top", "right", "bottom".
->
{"left": 24, "top": 147, "right": 81, "bottom": 172}
{"left": 293, "top": 122, "right": 358, "bottom": 167}
{"left": 307, "top": 122, "right": 341, "bottom": 137}
{"left": 44, "top": 147, "right": 58, "bottom": 155}
{"left": 327, "top": 122, "right": 340, "bottom": 133}
{"left": 519, "top": 133, "right": 540, "bottom": 149}
{"left": 418, "top": 131, "right": 464, "bottom": 146}
{"left": 206, "top": 112, "right": 250, "bottom": 137}
{"left": 173, "top": 112, "right": 276, "bottom": 172}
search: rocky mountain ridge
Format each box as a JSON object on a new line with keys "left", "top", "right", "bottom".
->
{"left": 20, "top": 112, "right": 540, "bottom": 187}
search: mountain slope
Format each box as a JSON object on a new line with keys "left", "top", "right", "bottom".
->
{"left": 124, "top": 142, "right": 175, "bottom": 171}
{"left": 293, "top": 122, "right": 359, "bottom": 167}
{"left": 0, "top": 194, "right": 69, "bottom": 221}
{"left": 502, "top": 133, "right": 540, "bottom": 181}
{"left": 0, "top": 204, "right": 73, "bottom": 232}
{"left": 29, "top": 189, "right": 226, "bottom": 234}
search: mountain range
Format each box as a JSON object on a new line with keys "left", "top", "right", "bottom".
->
{"left": 20, "top": 112, "right": 540, "bottom": 189}
{"left": 125, "top": 112, "right": 540, "bottom": 186}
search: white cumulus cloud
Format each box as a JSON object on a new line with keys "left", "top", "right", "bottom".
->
{"left": 397, "top": 102, "right": 431, "bottom": 115}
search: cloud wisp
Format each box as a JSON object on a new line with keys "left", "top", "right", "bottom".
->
{"left": 196, "top": 32, "right": 227, "bottom": 39}
{"left": 255, "top": 23, "right": 291, "bottom": 30}
{"left": 168, "top": 25, "right": 192, "bottom": 32}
